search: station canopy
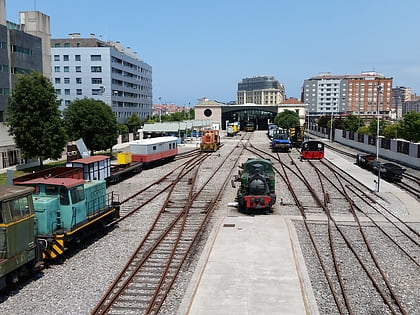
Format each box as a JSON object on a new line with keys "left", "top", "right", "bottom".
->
{"left": 141, "top": 120, "right": 213, "bottom": 133}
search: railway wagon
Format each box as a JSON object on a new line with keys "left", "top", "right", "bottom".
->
{"left": 300, "top": 140, "right": 324, "bottom": 159}
{"left": 356, "top": 153, "right": 406, "bottom": 182}
{"left": 0, "top": 186, "right": 40, "bottom": 290}
{"left": 235, "top": 158, "right": 276, "bottom": 214}
{"left": 14, "top": 175, "right": 120, "bottom": 260}
{"left": 200, "top": 129, "right": 220, "bottom": 152}
{"left": 245, "top": 121, "right": 255, "bottom": 132}
{"left": 289, "top": 125, "right": 305, "bottom": 147}
{"left": 271, "top": 129, "right": 291, "bottom": 152}
{"left": 129, "top": 136, "right": 178, "bottom": 165}
{"left": 66, "top": 154, "right": 142, "bottom": 185}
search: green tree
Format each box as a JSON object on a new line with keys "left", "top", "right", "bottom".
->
{"left": 317, "top": 115, "right": 330, "bottom": 128}
{"left": 119, "top": 123, "right": 129, "bottom": 134}
{"left": 399, "top": 111, "right": 420, "bottom": 142}
{"left": 343, "top": 114, "right": 364, "bottom": 132}
{"left": 382, "top": 123, "right": 398, "bottom": 139}
{"left": 63, "top": 98, "right": 119, "bottom": 154}
{"left": 6, "top": 71, "right": 67, "bottom": 168}
{"left": 126, "top": 113, "right": 142, "bottom": 132}
{"left": 369, "top": 118, "right": 388, "bottom": 136}
{"left": 357, "top": 126, "right": 370, "bottom": 135}
{"left": 274, "top": 110, "right": 300, "bottom": 129}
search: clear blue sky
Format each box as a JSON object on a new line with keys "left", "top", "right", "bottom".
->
{"left": 5, "top": 0, "right": 420, "bottom": 105}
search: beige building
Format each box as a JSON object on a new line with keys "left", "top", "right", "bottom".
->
{"left": 18, "top": 11, "right": 51, "bottom": 78}
{"left": 237, "top": 76, "right": 285, "bottom": 105}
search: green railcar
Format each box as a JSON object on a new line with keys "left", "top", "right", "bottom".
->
{"left": 0, "top": 186, "right": 40, "bottom": 290}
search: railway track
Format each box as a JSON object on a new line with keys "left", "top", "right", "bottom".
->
{"left": 322, "top": 141, "right": 420, "bottom": 200}
{"left": 91, "top": 135, "right": 247, "bottom": 315}
{"left": 245, "top": 144, "right": 419, "bottom": 314}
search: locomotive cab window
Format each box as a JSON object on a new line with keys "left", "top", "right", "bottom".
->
{"left": 9, "top": 196, "right": 31, "bottom": 220}
{"left": 70, "top": 185, "right": 85, "bottom": 204}
{"left": 45, "top": 185, "right": 58, "bottom": 195}
{"left": 60, "top": 187, "right": 70, "bottom": 205}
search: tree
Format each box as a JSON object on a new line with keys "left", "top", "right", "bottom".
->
{"left": 6, "top": 71, "right": 67, "bottom": 168}
{"left": 119, "top": 123, "right": 129, "bottom": 134}
{"left": 343, "top": 114, "right": 364, "bottom": 132}
{"left": 274, "top": 110, "right": 300, "bottom": 129}
{"left": 63, "top": 98, "right": 119, "bottom": 154}
{"left": 398, "top": 111, "right": 420, "bottom": 142}
{"left": 317, "top": 115, "right": 330, "bottom": 128}
{"left": 126, "top": 113, "right": 142, "bottom": 132}
{"left": 357, "top": 126, "right": 370, "bottom": 135}
{"left": 382, "top": 123, "right": 398, "bottom": 139}
{"left": 368, "top": 118, "right": 388, "bottom": 136}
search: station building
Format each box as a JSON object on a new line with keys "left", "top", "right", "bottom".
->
{"left": 194, "top": 97, "right": 307, "bottom": 131}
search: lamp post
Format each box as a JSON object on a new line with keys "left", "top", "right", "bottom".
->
{"left": 329, "top": 111, "right": 333, "bottom": 142}
{"left": 306, "top": 105, "right": 310, "bottom": 140}
{"left": 158, "top": 97, "right": 162, "bottom": 123}
{"left": 375, "top": 85, "right": 383, "bottom": 192}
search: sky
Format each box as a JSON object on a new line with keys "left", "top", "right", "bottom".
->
{"left": 5, "top": 0, "right": 420, "bottom": 106}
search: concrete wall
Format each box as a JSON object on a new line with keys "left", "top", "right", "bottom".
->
{"left": 310, "top": 126, "right": 420, "bottom": 169}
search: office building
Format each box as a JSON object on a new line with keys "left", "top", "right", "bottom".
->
{"left": 51, "top": 33, "right": 152, "bottom": 123}
{"left": 237, "top": 76, "right": 285, "bottom": 105}
{"left": 0, "top": 1, "right": 47, "bottom": 122}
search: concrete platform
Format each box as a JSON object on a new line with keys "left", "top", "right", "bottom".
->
{"left": 325, "top": 147, "right": 420, "bottom": 221}
{"left": 179, "top": 216, "right": 318, "bottom": 315}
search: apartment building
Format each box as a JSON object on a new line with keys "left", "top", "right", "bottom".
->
{"left": 392, "top": 86, "right": 412, "bottom": 118}
{"left": 237, "top": 75, "right": 285, "bottom": 105}
{"left": 303, "top": 71, "right": 393, "bottom": 117}
{"left": 51, "top": 34, "right": 152, "bottom": 123}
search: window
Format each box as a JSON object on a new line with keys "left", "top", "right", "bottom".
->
{"left": 9, "top": 195, "right": 31, "bottom": 220}
{"left": 91, "top": 78, "right": 102, "bottom": 84}
{"left": 64, "top": 66, "right": 69, "bottom": 72}
{"left": 64, "top": 78, "right": 70, "bottom": 84}
{"left": 91, "top": 55, "right": 101, "bottom": 61}
{"left": 65, "top": 100, "right": 71, "bottom": 106}
{"left": 63, "top": 55, "right": 69, "bottom": 61}
{"left": 59, "top": 188, "right": 70, "bottom": 205}
{"left": 65, "top": 89, "right": 70, "bottom": 95}
{"left": 75, "top": 66, "right": 81, "bottom": 72}
{"left": 75, "top": 55, "right": 81, "bottom": 61}
{"left": 54, "top": 55, "right": 60, "bottom": 61}
{"left": 64, "top": 43, "right": 70, "bottom": 47}
{"left": 54, "top": 66, "right": 60, "bottom": 72}
{"left": 55, "top": 89, "right": 61, "bottom": 95}
{"left": 91, "top": 66, "right": 102, "bottom": 73}
{"left": 76, "top": 77, "right": 82, "bottom": 84}
{"left": 76, "top": 89, "right": 82, "bottom": 95}
{"left": 92, "top": 89, "right": 102, "bottom": 95}
{"left": 54, "top": 43, "right": 60, "bottom": 47}
{"left": 55, "top": 77, "right": 61, "bottom": 84}
{"left": 70, "top": 185, "right": 85, "bottom": 204}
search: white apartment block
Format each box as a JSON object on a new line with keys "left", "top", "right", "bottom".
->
{"left": 51, "top": 34, "right": 152, "bottom": 123}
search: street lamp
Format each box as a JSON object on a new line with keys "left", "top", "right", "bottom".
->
{"left": 158, "top": 97, "right": 162, "bottom": 123}
{"left": 375, "top": 85, "right": 383, "bottom": 192}
{"left": 306, "top": 104, "right": 310, "bottom": 140}
{"left": 329, "top": 111, "right": 333, "bottom": 142}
